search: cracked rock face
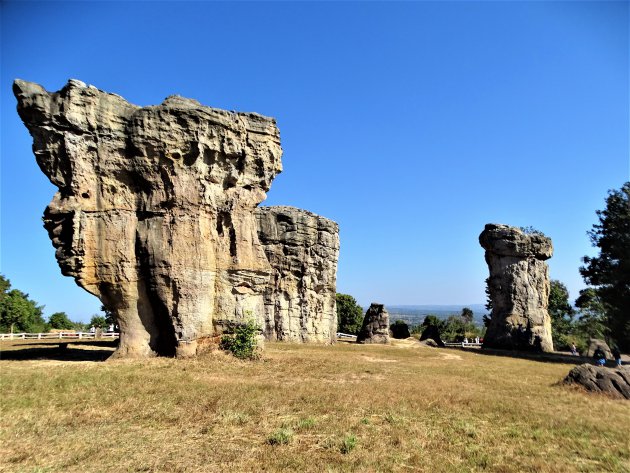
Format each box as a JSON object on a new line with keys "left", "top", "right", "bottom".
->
{"left": 15, "top": 79, "right": 337, "bottom": 358}
{"left": 480, "top": 224, "right": 554, "bottom": 352}
{"left": 256, "top": 206, "right": 339, "bottom": 343}
{"left": 357, "top": 303, "right": 390, "bottom": 344}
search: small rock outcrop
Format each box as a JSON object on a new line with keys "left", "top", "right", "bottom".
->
{"left": 564, "top": 364, "right": 630, "bottom": 400}
{"left": 419, "top": 325, "right": 445, "bottom": 347}
{"left": 357, "top": 303, "right": 390, "bottom": 344}
{"left": 480, "top": 224, "right": 554, "bottom": 352}
{"left": 390, "top": 321, "right": 411, "bottom": 339}
{"left": 585, "top": 338, "right": 613, "bottom": 360}
{"left": 255, "top": 206, "right": 339, "bottom": 343}
{"left": 14, "top": 79, "right": 338, "bottom": 357}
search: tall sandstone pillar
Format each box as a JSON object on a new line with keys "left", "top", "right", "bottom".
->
{"left": 14, "top": 79, "right": 338, "bottom": 357}
{"left": 479, "top": 224, "right": 554, "bottom": 352}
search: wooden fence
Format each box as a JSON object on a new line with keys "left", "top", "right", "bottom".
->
{"left": 444, "top": 342, "right": 482, "bottom": 348}
{"left": 0, "top": 332, "right": 119, "bottom": 341}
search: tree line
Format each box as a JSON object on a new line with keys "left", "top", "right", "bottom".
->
{"left": 337, "top": 293, "right": 484, "bottom": 342}
{"left": 0, "top": 275, "right": 112, "bottom": 333}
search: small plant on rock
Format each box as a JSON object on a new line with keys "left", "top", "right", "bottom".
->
{"left": 220, "top": 319, "right": 261, "bottom": 360}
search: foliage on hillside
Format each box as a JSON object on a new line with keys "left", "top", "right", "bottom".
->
{"left": 0, "top": 275, "right": 47, "bottom": 333}
{"left": 580, "top": 181, "right": 630, "bottom": 351}
{"left": 336, "top": 293, "right": 364, "bottom": 335}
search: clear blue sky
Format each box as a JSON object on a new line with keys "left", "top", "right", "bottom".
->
{"left": 1, "top": 1, "right": 628, "bottom": 322}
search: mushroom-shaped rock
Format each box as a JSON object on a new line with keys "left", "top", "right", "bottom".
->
{"left": 357, "top": 303, "right": 390, "bottom": 344}
{"left": 480, "top": 224, "right": 554, "bottom": 352}
{"left": 14, "top": 79, "right": 339, "bottom": 358}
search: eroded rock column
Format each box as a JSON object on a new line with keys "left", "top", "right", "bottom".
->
{"left": 357, "top": 303, "right": 390, "bottom": 344}
{"left": 479, "top": 224, "right": 554, "bottom": 352}
{"left": 14, "top": 79, "right": 282, "bottom": 357}
{"left": 255, "top": 206, "right": 339, "bottom": 343}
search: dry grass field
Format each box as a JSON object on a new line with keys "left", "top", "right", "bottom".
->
{"left": 1, "top": 338, "right": 629, "bottom": 473}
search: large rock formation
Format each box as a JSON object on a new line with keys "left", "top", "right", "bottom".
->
{"left": 255, "top": 206, "right": 339, "bottom": 343}
{"left": 585, "top": 338, "right": 613, "bottom": 360}
{"left": 479, "top": 224, "right": 554, "bottom": 352}
{"left": 14, "top": 79, "right": 338, "bottom": 357}
{"left": 564, "top": 364, "right": 630, "bottom": 400}
{"left": 357, "top": 303, "right": 390, "bottom": 344}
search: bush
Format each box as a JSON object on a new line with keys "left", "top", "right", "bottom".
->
{"left": 390, "top": 320, "right": 410, "bottom": 339}
{"left": 220, "top": 320, "right": 261, "bottom": 360}
{"left": 340, "top": 433, "right": 357, "bottom": 454}
{"left": 336, "top": 293, "right": 364, "bottom": 335}
{"left": 48, "top": 312, "right": 74, "bottom": 330}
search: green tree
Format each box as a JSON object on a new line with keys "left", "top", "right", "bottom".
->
{"left": 336, "top": 293, "right": 364, "bottom": 335}
{"left": 0, "top": 288, "right": 46, "bottom": 333}
{"left": 461, "top": 307, "right": 474, "bottom": 324}
{"left": 574, "top": 288, "right": 608, "bottom": 341}
{"left": 580, "top": 182, "right": 630, "bottom": 351}
{"left": 48, "top": 311, "right": 74, "bottom": 330}
{"left": 548, "top": 280, "right": 575, "bottom": 349}
{"left": 89, "top": 315, "right": 107, "bottom": 329}
{"left": 101, "top": 304, "right": 117, "bottom": 329}
{"left": 439, "top": 314, "right": 482, "bottom": 342}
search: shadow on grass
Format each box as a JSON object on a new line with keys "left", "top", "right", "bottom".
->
{"left": 443, "top": 345, "right": 614, "bottom": 367}
{"left": 0, "top": 340, "right": 117, "bottom": 362}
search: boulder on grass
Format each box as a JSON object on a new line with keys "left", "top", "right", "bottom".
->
{"left": 357, "top": 303, "right": 389, "bottom": 344}
{"left": 419, "top": 325, "right": 445, "bottom": 347}
{"left": 563, "top": 364, "right": 630, "bottom": 400}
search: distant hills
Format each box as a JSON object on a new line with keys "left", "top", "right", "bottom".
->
{"left": 364, "top": 304, "right": 488, "bottom": 327}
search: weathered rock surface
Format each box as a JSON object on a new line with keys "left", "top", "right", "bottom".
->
{"left": 14, "top": 79, "right": 338, "bottom": 357}
{"left": 480, "top": 224, "right": 554, "bottom": 352}
{"left": 564, "top": 364, "right": 630, "bottom": 400}
{"left": 585, "top": 338, "right": 613, "bottom": 359}
{"left": 255, "top": 206, "right": 339, "bottom": 343}
{"left": 357, "top": 303, "right": 390, "bottom": 344}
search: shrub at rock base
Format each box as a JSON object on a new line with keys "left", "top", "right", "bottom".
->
{"left": 220, "top": 320, "right": 261, "bottom": 360}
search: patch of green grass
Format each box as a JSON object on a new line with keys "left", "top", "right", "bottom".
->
{"left": 267, "top": 428, "right": 293, "bottom": 445}
{"left": 340, "top": 433, "right": 357, "bottom": 454}
{"left": 296, "top": 417, "right": 316, "bottom": 430}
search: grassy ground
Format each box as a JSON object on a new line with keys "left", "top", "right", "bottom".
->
{"left": 1, "top": 339, "right": 628, "bottom": 473}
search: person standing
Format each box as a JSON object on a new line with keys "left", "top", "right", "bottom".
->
{"left": 571, "top": 343, "right": 578, "bottom": 356}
